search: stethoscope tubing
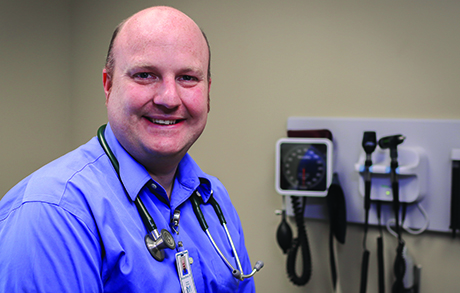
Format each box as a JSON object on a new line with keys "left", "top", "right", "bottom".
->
{"left": 207, "top": 194, "right": 243, "bottom": 273}
{"left": 222, "top": 222, "right": 243, "bottom": 273}
{"left": 191, "top": 192, "right": 245, "bottom": 279}
{"left": 97, "top": 125, "right": 158, "bottom": 233}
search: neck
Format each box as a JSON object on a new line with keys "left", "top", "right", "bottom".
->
{"left": 151, "top": 172, "right": 175, "bottom": 199}
{"left": 147, "top": 159, "right": 180, "bottom": 199}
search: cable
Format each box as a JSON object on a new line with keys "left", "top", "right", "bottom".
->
{"left": 386, "top": 203, "right": 429, "bottom": 237}
{"left": 360, "top": 131, "right": 377, "bottom": 293}
{"left": 286, "top": 196, "right": 312, "bottom": 286}
{"left": 376, "top": 201, "right": 385, "bottom": 293}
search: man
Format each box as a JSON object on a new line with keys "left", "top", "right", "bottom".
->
{"left": 0, "top": 6, "right": 257, "bottom": 292}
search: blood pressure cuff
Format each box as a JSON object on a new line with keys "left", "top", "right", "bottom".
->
{"left": 287, "top": 129, "right": 333, "bottom": 141}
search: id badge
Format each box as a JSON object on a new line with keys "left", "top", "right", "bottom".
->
{"left": 175, "top": 250, "right": 197, "bottom": 293}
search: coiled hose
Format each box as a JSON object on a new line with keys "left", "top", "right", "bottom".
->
{"left": 286, "top": 196, "right": 312, "bottom": 285}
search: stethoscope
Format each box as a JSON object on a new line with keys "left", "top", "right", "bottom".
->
{"left": 97, "top": 124, "right": 263, "bottom": 281}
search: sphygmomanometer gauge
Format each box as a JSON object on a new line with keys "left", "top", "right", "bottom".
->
{"left": 276, "top": 138, "right": 333, "bottom": 197}
{"left": 283, "top": 145, "right": 326, "bottom": 189}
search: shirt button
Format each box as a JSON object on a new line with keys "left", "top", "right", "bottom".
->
{"left": 151, "top": 182, "right": 157, "bottom": 189}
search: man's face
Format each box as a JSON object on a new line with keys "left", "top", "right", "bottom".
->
{"left": 103, "top": 15, "right": 211, "bottom": 166}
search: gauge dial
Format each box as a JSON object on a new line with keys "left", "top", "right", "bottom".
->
{"left": 281, "top": 144, "right": 327, "bottom": 191}
{"left": 276, "top": 138, "right": 332, "bottom": 196}
{"left": 282, "top": 144, "right": 327, "bottom": 190}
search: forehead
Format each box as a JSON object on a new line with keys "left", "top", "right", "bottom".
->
{"left": 113, "top": 9, "right": 209, "bottom": 70}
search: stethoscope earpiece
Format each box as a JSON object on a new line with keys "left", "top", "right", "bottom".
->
{"left": 144, "top": 229, "right": 176, "bottom": 262}
{"left": 232, "top": 261, "right": 264, "bottom": 281}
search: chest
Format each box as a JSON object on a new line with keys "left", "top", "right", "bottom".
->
{"left": 93, "top": 187, "right": 241, "bottom": 293}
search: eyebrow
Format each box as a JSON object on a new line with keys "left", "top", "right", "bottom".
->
{"left": 179, "top": 67, "right": 206, "bottom": 78}
{"left": 127, "top": 64, "right": 206, "bottom": 78}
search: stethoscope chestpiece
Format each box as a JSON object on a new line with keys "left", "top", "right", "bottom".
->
{"left": 145, "top": 229, "right": 176, "bottom": 262}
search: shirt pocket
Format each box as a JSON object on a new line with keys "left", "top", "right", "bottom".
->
{"left": 210, "top": 257, "right": 240, "bottom": 292}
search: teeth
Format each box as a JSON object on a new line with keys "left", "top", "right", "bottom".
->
{"left": 153, "top": 119, "right": 177, "bottom": 125}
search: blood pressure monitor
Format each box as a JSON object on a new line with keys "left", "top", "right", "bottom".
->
{"left": 276, "top": 138, "right": 333, "bottom": 197}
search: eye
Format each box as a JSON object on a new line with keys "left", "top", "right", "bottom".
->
{"left": 179, "top": 75, "right": 198, "bottom": 82}
{"left": 131, "top": 72, "right": 159, "bottom": 84}
{"left": 134, "top": 72, "right": 152, "bottom": 79}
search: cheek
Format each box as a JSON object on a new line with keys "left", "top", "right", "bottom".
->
{"left": 107, "top": 84, "right": 146, "bottom": 117}
{"left": 183, "top": 89, "right": 210, "bottom": 118}
{"left": 190, "top": 100, "right": 209, "bottom": 123}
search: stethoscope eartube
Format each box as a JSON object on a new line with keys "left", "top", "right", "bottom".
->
{"left": 191, "top": 192, "right": 264, "bottom": 281}
{"left": 97, "top": 124, "right": 175, "bottom": 262}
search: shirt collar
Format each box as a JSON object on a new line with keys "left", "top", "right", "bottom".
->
{"left": 104, "top": 124, "right": 152, "bottom": 201}
{"left": 173, "top": 154, "right": 213, "bottom": 205}
{"left": 103, "top": 123, "right": 213, "bottom": 204}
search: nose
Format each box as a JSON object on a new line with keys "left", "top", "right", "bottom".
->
{"left": 153, "top": 78, "right": 181, "bottom": 110}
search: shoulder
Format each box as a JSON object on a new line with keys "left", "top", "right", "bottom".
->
{"left": 0, "top": 137, "right": 109, "bottom": 222}
{"left": 28, "top": 137, "right": 106, "bottom": 199}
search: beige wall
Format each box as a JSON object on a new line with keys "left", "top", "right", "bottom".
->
{"left": 0, "top": 0, "right": 72, "bottom": 195}
{"left": 2, "top": 0, "right": 460, "bottom": 292}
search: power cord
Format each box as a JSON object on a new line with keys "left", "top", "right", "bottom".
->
{"left": 386, "top": 202, "right": 429, "bottom": 237}
{"left": 286, "top": 196, "right": 312, "bottom": 285}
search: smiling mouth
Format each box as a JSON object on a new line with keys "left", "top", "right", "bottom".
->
{"left": 150, "top": 119, "right": 179, "bottom": 125}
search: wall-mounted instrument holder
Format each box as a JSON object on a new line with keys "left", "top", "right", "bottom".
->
{"left": 354, "top": 146, "right": 428, "bottom": 203}
{"left": 283, "top": 117, "right": 460, "bottom": 233}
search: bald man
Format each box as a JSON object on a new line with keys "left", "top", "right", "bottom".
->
{"left": 0, "top": 6, "right": 257, "bottom": 292}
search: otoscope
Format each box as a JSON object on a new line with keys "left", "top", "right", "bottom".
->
{"left": 378, "top": 134, "right": 405, "bottom": 241}
{"left": 363, "top": 132, "right": 377, "bottom": 227}
{"left": 379, "top": 134, "right": 411, "bottom": 293}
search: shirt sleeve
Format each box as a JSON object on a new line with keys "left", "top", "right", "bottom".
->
{"left": 0, "top": 201, "right": 103, "bottom": 292}
{"left": 235, "top": 213, "right": 257, "bottom": 293}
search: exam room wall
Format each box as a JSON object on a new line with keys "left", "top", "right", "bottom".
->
{"left": 0, "top": 1, "right": 72, "bottom": 196}
{"left": 2, "top": 0, "right": 460, "bottom": 292}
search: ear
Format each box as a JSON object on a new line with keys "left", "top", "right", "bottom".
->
{"left": 207, "top": 77, "right": 211, "bottom": 113}
{"left": 102, "top": 68, "right": 112, "bottom": 104}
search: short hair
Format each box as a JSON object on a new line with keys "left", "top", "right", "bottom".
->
{"left": 104, "top": 20, "right": 125, "bottom": 79}
{"left": 104, "top": 21, "right": 211, "bottom": 81}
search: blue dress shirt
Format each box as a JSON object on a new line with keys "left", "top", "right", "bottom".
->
{"left": 0, "top": 124, "right": 255, "bottom": 292}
